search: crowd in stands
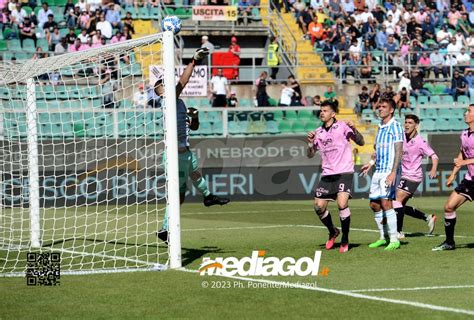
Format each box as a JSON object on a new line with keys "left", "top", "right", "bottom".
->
{"left": 0, "top": 0, "right": 135, "bottom": 56}
{"left": 280, "top": 0, "right": 473, "bottom": 89}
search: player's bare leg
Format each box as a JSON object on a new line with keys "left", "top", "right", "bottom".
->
{"left": 394, "top": 190, "right": 410, "bottom": 239}
{"left": 433, "top": 192, "right": 466, "bottom": 251}
{"left": 336, "top": 192, "right": 351, "bottom": 253}
{"left": 314, "top": 198, "right": 339, "bottom": 250}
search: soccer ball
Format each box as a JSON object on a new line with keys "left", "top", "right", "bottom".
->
{"left": 161, "top": 16, "right": 182, "bottom": 35}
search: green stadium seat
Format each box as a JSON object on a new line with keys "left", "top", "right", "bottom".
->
{"left": 174, "top": 8, "right": 191, "bottom": 19}
{"left": 423, "top": 83, "right": 434, "bottom": 94}
{"left": 266, "top": 120, "right": 280, "bottom": 134}
{"left": 247, "top": 121, "right": 266, "bottom": 134}
{"left": 196, "top": 122, "right": 213, "bottom": 135}
{"left": 278, "top": 120, "right": 293, "bottom": 134}
{"left": 438, "top": 108, "right": 454, "bottom": 118}
{"left": 0, "top": 87, "right": 11, "bottom": 99}
{"left": 239, "top": 98, "right": 252, "bottom": 108}
{"left": 409, "top": 96, "right": 417, "bottom": 109}
{"left": 150, "top": 7, "right": 160, "bottom": 20}
{"left": 451, "top": 108, "right": 465, "bottom": 119}
{"left": 3, "top": 28, "right": 16, "bottom": 40}
{"left": 273, "top": 110, "right": 283, "bottom": 121}
{"left": 285, "top": 110, "right": 298, "bottom": 120}
{"left": 228, "top": 121, "right": 246, "bottom": 135}
{"left": 436, "top": 118, "right": 451, "bottom": 131}
{"left": 292, "top": 121, "right": 306, "bottom": 133}
{"left": 457, "top": 95, "right": 470, "bottom": 105}
{"left": 433, "top": 84, "right": 447, "bottom": 95}
{"left": 22, "top": 6, "right": 33, "bottom": 15}
{"left": 212, "top": 121, "right": 224, "bottom": 135}
{"left": 7, "top": 39, "right": 22, "bottom": 51}
{"left": 37, "top": 38, "right": 49, "bottom": 52}
{"left": 0, "top": 40, "right": 7, "bottom": 51}
{"left": 305, "top": 121, "right": 322, "bottom": 132}
{"left": 163, "top": 7, "right": 175, "bottom": 16}
{"left": 441, "top": 95, "right": 454, "bottom": 106}
{"left": 421, "top": 119, "right": 436, "bottom": 132}
{"left": 420, "top": 108, "right": 437, "bottom": 119}
{"left": 138, "top": 7, "right": 150, "bottom": 19}
{"left": 268, "top": 98, "right": 278, "bottom": 106}
{"left": 417, "top": 96, "right": 429, "bottom": 106}
{"left": 297, "top": 109, "right": 314, "bottom": 121}
{"left": 430, "top": 95, "right": 441, "bottom": 106}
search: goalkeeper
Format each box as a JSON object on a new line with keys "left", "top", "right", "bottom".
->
{"left": 156, "top": 48, "right": 230, "bottom": 243}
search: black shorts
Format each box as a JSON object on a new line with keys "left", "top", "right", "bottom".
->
{"left": 455, "top": 178, "right": 474, "bottom": 201}
{"left": 314, "top": 173, "right": 353, "bottom": 201}
{"left": 397, "top": 178, "right": 420, "bottom": 197}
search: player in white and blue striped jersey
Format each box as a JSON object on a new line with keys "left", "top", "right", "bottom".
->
{"left": 361, "top": 99, "right": 404, "bottom": 251}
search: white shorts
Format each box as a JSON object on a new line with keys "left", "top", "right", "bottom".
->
{"left": 369, "top": 172, "right": 396, "bottom": 200}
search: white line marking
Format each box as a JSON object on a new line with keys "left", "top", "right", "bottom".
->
{"left": 180, "top": 268, "right": 474, "bottom": 316}
{"left": 346, "top": 285, "right": 474, "bottom": 293}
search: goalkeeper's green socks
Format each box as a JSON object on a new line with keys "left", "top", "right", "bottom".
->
{"left": 193, "top": 177, "right": 211, "bottom": 197}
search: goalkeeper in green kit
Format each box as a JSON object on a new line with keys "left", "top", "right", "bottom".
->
{"left": 156, "top": 48, "right": 230, "bottom": 244}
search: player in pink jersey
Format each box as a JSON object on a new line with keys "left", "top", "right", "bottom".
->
{"left": 394, "top": 114, "right": 439, "bottom": 239}
{"left": 307, "top": 103, "right": 365, "bottom": 253}
{"left": 433, "top": 104, "right": 474, "bottom": 251}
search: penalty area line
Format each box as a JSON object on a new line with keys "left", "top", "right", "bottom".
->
{"left": 180, "top": 268, "right": 474, "bottom": 316}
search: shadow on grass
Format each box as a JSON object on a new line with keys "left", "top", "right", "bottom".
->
{"left": 182, "top": 246, "right": 231, "bottom": 267}
{"left": 457, "top": 243, "right": 474, "bottom": 249}
{"left": 405, "top": 232, "right": 426, "bottom": 238}
{"left": 318, "top": 243, "right": 361, "bottom": 250}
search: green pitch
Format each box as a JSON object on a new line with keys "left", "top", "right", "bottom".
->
{"left": 1, "top": 197, "right": 474, "bottom": 319}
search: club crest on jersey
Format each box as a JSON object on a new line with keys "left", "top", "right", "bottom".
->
{"left": 322, "top": 138, "right": 333, "bottom": 147}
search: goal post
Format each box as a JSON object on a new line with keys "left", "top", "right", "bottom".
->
{"left": 0, "top": 31, "right": 181, "bottom": 276}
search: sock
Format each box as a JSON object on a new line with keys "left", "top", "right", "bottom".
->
{"left": 393, "top": 201, "right": 404, "bottom": 233}
{"left": 193, "top": 177, "right": 211, "bottom": 197}
{"left": 385, "top": 209, "right": 398, "bottom": 243}
{"left": 374, "top": 211, "right": 386, "bottom": 240}
{"left": 318, "top": 210, "right": 336, "bottom": 236}
{"left": 444, "top": 212, "right": 457, "bottom": 245}
{"left": 405, "top": 205, "right": 428, "bottom": 221}
{"left": 162, "top": 207, "right": 169, "bottom": 231}
{"left": 339, "top": 207, "right": 351, "bottom": 244}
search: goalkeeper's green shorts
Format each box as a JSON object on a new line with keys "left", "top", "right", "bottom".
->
{"left": 163, "top": 149, "right": 199, "bottom": 194}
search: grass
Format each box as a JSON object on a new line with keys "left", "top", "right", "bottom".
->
{"left": 1, "top": 197, "right": 474, "bottom": 319}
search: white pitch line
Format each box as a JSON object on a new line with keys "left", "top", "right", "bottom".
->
{"left": 346, "top": 285, "right": 474, "bottom": 293}
{"left": 180, "top": 268, "right": 474, "bottom": 316}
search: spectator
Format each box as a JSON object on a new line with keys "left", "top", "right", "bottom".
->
{"left": 124, "top": 11, "right": 135, "bottom": 34}
{"left": 46, "top": 26, "right": 61, "bottom": 51}
{"left": 297, "top": 6, "right": 313, "bottom": 38}
{"left": 370, "top": 82, "right": 381, "bottom": 112}
{"left": 381, "top": 85, "right": 395, "bottom": 100}
{"left": 105, "top": 3, "right": 122, "bottom": 32}
{"left": 312, "top": 95, "right": 322, "bottom": 108}
{"left": 237, "top": 0, "right": 252, "bottom": 26}
{"left": 111, "top": 30, "right": 125, "bottom": 43}
{"left": 465, "top": 69, "right": 474, "bottom": 99}
{"left": 418, "top": 52, "right": 431, "bottom": 77}
{"left": 443, "top": 54, "right": 458, "bottom": 78}
{"left": 78, "top": 9, "right": 89, "bottom": 29}
{"left": 92, "top": 36, "right": 106, "bottom": 48}
{"left": 429, "top": 48, "right": 446, "bottom": 79}
{"left": 255, "top": 71, "right": 269, "bottom": 107}
{"left": 279, "top": 81, "right": 295, "bottom": 106}
{"left": 69, "top": 38, "right": 87, "bottom": 52}
{"left": 37, "top": 2, "right": 53, "bottom": 29}
{"left": 33, "top": 46, "right": 47, "bottom": 59}
{"left": 375, "top": 25, "right": 388, "bottom": 49}
{"left": 456, "top": 47, "right": 470, "bottom": 72}
{"left": 397, "top": 70, "right": 412, "bottom": 94}
{"left": 200, "top": 35, "right": 214, "bottom": 66}
{"left": 410, "top": 69, "right": 431, "bottom": 97}
{"left": 210, "top": 68, "right": 230, "bottom": 107}
{"left": 360, "top": 52, "right": 374, "bottom": 83}
{"left": 19, "top": 16, "right": 36, "bottom": 47}
{"left": 450, "top": 69, "right": 468, "bottom": 101}
{"left": 77, "top": 0, "right": 87, "bottom": 11}
{"left": 96, "top": 12, "right": 112, "bottom": 39}
{"left": 267, "top": 36, "right": 279, "bottom": 80}
{"left": 308, "top": 15, "right": 324, "bottom": 46}
{"left": 11, "top": 2, "right": 27, "bottom": 24}
{"left": 133, "top": 83, "right": 148, "bottom": 108}
{"left": 354, "top": 85, "right": 370, "bottom": 116}
{"left": 42, "top": 14, "right": 57, "bottom": 33}
{"left": 92, "top": 29, "right": 102, "bottom": 45}
{"left": 323, "top": 86, "right": 336, "bottom": 100}
{"left": 228, "top": 36, "right": 241, "bottom": 79}
{"left": 341, "top": 0, "right": 355, "bottom": 16}
{"left": 99, "top": 67, "right": 118, "bottom": 108}
{"left": 395, "top": 86, "right": 410, "bottom": 116}
{"left": 288, "top": 75, "right": 302, "bottom": 106}
{"left": 436, "top": 25, "right": 451, "bottom": 45}
{"left": 65, "top": 6, "right": 79, "bottom": 29}
{"left": 227, "top": 91, "right": 238, "bottom": 107}
{"left": 77, "top": 28, "right": 90, "bottom": 44}
{"left": 447, "top": 37, "right": 462, "bottom": 56}
{"left": 63, "top": 0, "right": 75, "bottom": 16}
{"left": 54, "top": 37, "right": 68, "bottom": 55}
{"left": 123, "top": 26, "right": 132, "bottom": 40}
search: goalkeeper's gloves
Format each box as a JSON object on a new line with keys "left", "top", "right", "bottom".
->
{"left": 187, "top": 107, "right": 199, "bottom": 119}
{"left": 192, "top": 47, "right": 209, "bottom": 65}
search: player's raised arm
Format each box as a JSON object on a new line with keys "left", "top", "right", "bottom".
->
{"left": 346, "top": 121, "right": 365, "bottom": 146}
{"left": 176, "top": 48, "right": 210, "bottom": 98}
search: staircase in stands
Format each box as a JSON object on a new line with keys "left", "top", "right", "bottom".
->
{"left": 134, "top": 20, "right": 161, "bottom": 79}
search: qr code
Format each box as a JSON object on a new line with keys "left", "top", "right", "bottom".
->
{"left": 26, "top": 252, "right": 61, "bottom": 286}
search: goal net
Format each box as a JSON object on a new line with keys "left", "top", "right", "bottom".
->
{"left": 0, "top": 31, "right": 182, "bottom": 276}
